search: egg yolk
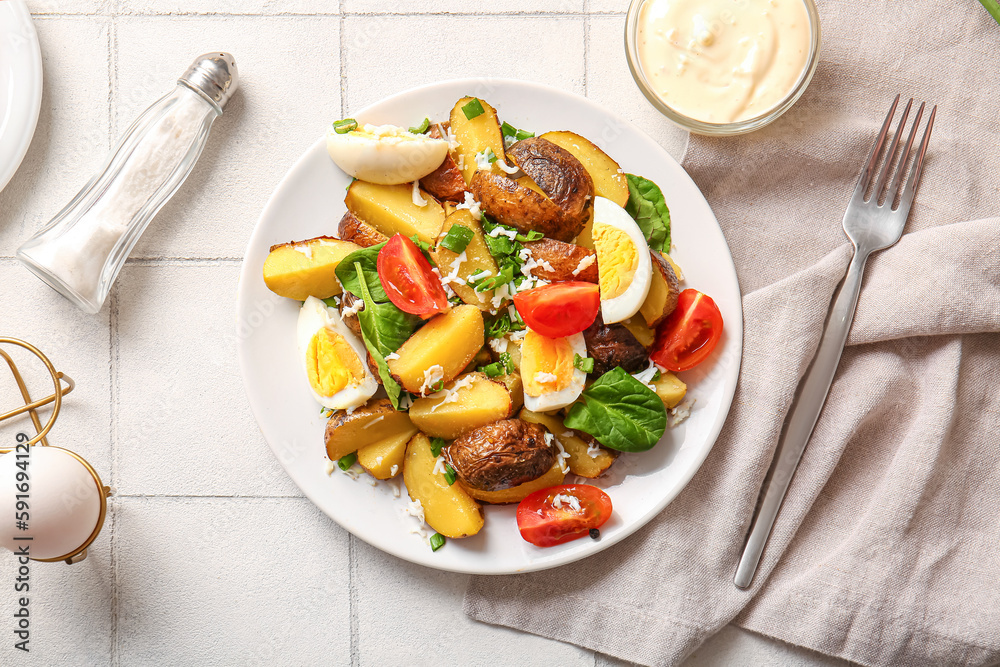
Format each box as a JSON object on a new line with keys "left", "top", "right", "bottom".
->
{"left": 521, "top": 330, "right": 576, "bottom": 397}
{"left": 593, "top": 222, "right": 638, "bottom": 300}
{"left": 306, "top": 328, "right": 365, "bottom": 397}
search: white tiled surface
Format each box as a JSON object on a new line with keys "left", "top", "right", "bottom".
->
{"left": 0, "top": 2, "right": 850, "bottom": 665}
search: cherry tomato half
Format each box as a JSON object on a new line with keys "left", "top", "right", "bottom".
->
{"left": 512, "top": 282, "right": 600, "bottom": 339}
{"left": 516, "top": 484, "right": 613, "bottom": 547}
{"left": 377, "top": 234, "right": 449, "bottom": 318}
{"left": 650, "top": 289, "right": 724, "bottom": 372}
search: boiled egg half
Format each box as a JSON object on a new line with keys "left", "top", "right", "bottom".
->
{"left": 326, "top": 123, "right": 448, "bottom": 185}
{"left": 520, "top": 329, "right": 587, "bottom": 412}
{"left": 592, "top": 196, "right": 652, "bottom": 323}
{"left": 297, "top": 296, "right": 378, "bottom": 410}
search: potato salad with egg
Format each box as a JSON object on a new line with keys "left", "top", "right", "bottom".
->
{"left": 262, "top": 97, "right": 724, "bottom": 550}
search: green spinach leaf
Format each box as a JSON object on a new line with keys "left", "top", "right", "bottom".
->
{"left": 563, "top": 367, "right": 666, "bottom": 452}
{"left": 979, "top": 0, "right": 1000, "bottom": 23}
{"left": 338, "top": 251, "right": 422, "bottom": 409}
{"left": 625, "top": 174, "right": 671, "bottom": 252}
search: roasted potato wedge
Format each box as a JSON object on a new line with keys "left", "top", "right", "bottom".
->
{"left": 575, "top": 210, "right": 595, "bottom": 250}
{"left": 262, "top": 236, "right": 361, "bottom": 300}
{"left": 445, "top": 419, "right": 554, "bottom": 492}
{"left": 408, "top": 372, "right": 518, "bottom": 439}
{"left": 622, "top": 316, "right": 655, "bottom": 349}
{"left": 430, "top": 209, "right": 498, "bottom": 309}
{"left": 518, "top": 409, "right": 618, "bottom": 478}
{"left": 388, "top": 305, "right": 485, "bottom": 394}
{"left": 449, "top": 97, "right": 506, "bottom": 184}
{"left": 489, "top": 336, "right": 523, "bottom": 372}
{"left": 461, "top": 461, "right": 565, "bottom": 504}
{"left": 640, "top": 251, "right": 681, "bottom": 327}
{"left": 583, "top": 313, "right": 649, "bottom": 376}
{"left": 522, "top": 237, "right": 597, "bottom": 283}
{"left": 507, "top": 137, "right": 593, "bottom": 228}
{"left": 404, "top": 432, "right": 484, "bottom": 538}
{"left": 339, "top": 292, "right": 364, "bottom": 338}
{"left": 325, "top": 398, "right": 415, "bottom": 461}
{"left": 338, "top": 211, "right": 387, "bottom": 249}
{"left": 357, "top": 426, "right": 418, "bottom": 479}
{"left": 470, "top": 170, "right": 572, "bottom": 240}
{"left": 540, "top": 130, "right": 629, "bottom": 208}
{"left": 652, "top": 371, "right": 687, "bottom": 409}
{"left": 345, "top": 180, "right": 445, "bottom": 245}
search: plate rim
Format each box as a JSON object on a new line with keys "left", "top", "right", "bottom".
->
{"left": 0, "top": 0, "right": 43, "bottom": 195}
{"left": 236, "top": 77, "right": 744, "bottom": 574}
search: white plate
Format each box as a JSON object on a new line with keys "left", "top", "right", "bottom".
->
{"left": 236, "top": 79, "right": 743, "bottom": 574}
{"left": 0, "top": 0, "right": 42, "bottom": 195}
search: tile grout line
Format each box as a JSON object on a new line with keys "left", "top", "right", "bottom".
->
{"left": 583, "top": 0, "right": 590, "bottom": 97}
{"left": 108, "top": 6, "right": 121, "bottom": 666}
{"left": 339, "top": 3, "right": 360, "bottom": 666}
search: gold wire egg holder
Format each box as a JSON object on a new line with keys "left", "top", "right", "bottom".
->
{"left": 0, "top": 337, "right": 110, "bottom": 564}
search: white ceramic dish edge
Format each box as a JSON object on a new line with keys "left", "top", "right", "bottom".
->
{"left": 0, "top": 0, "right": 43, "bottom": 195}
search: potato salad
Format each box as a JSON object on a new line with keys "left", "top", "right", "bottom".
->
{"left": 262, "top": 97, "right": 724, "bottom": 550}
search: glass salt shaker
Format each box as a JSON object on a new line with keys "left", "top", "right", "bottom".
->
{"left": 17, "top": 52, "right": 239, "bottom": 314}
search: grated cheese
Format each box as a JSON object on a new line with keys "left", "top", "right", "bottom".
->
{"left": 508, "top": 329, "right": 527, "bottom": 342}
{"left": 455, "top": 191, "right": 481, "bottom": 220}
{"left": 400, "top": 499, "right": 431, "bottom": 542}
{"left": 668, "top": 398, "right": 695, "bottom": 428}
{"left": 341, "top": 298, "right": 364, "bottom": 318}
{"left": 324, "top": 460, "right": 336, "bottom": 476}
{"left": 474, "top": 150, "right": 494, "bottom": 171}
{"left": 432, "top": 456, "right": 447, "bottom": 476}
{"left": 427, "top": 373, "right": 476, "bottom": 413}
{"left": 534, "top": 371, "right": 558, "bottom": 384}
{"left": 384, "top": 352, "right": 400, "bottom": 361}
{"left": 551, "top": 493, "right": 582, "bottom": 512}
{"left": 571, "top": 254, "right": 596, "bottom": 276}
{"left": 293, "top": 244, "right": 313, "bottom": 260}
{"left": 632, "top": 360, "right": 659, "bottom": 391}
{"left": 495, "top": 158, "right": 519, "bottom": 175}
{"left": 545, "top": 432, "right": 571, "bottom": 474}
{"left": 440, "top": 251, "right": 468, "bottom": 287}
{"left": 488, "top": 336, "right": 508, "bottom": 354}
{"left": 341, "top": 463, "right": 363, "bottom": 480}
{"left": 398, "top": 393, "right": 414, "bottom": 410}
{"left": 467, "top": 269, "right": 493, "bottom": 283}
{"left": 491, "top": 282, "right": 511, "bottom": 310}
{"left": 411, "top": 180, "right": 428, "bottom": 207}
{"left": 586, "top": 441, "right": 602, "bottom": 459}
{"left": 390, "top": 464, "right": 399, "bottom": 477}
{"left": 488, "top": 226, "right": 518, "bottom": 240}
{"left": 419, "top": 365, "right": 445, "bottom": 396}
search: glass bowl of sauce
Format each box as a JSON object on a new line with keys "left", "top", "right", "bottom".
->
{"left": 625, "top": 0, "right": 821, "bottom": 136}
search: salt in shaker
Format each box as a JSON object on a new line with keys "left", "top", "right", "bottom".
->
{"left": 17, "top": 52, "right": 239, "bottom": 314}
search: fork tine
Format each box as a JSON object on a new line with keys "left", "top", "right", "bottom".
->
{"left": 886, "top": 101, "right": 925, "bottom": 206}
{"left": 872, "top": 98, "right": 912, "bottom": 203}
{"left": 852, "top": 94, "right": 900, "bottom": 201}
{"left": 897, "top": 105, "right": 937, "bottom": 211}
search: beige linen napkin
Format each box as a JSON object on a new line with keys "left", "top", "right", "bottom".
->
{"left": 465, "top": 2, "right": 1000, "bottom": 665}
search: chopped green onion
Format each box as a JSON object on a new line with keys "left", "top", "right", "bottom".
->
{"left": 462, "top": 98, "right": 485, "bottom": 120}
{"left": 431, "top": 379, "right": 445, "bottom": 393}
{"left": 479, "top": 361, "right": 505, "bottom": 378}
{"left": 501, "top": 121, "right": 534, "bottom": 142}
{"left": 444, "top": 463, "right": 457, "bottom": 485}
{"left": 652, "top": 369, "right": 662, "bottom": 382}
{"left": 430, "top": 437, "right": 446, "bottom": 458}
{"left": 430, "top": 533, "right": 446, "bottom": 551}
{"left": 409, "top": 117, "right": 431, "bottom": 134}
{"left": 409, "top": 234, "right": 436, "bottom": 264}
{"left": 333, "top": 118, "right": 358, "bottom": 134}
{"left": 574, "top": 353, "right": 595, "bottom": 373}
{"left": 439, "top": 225, "right": 474, "bottom": 254}
{"left": 322, "top": 297, "right": 340, "bottom": 308}
{"left": 485, "top": 147, "right": 498, "bottom": 164}
{"left": 516, "top": 230, "right": 544, "bottom": 242}
{"left": 515, "top": 128, "right": 535, "bottom": 141}
{"left": 337, "top": 452, "right": 358, "bottom": 471}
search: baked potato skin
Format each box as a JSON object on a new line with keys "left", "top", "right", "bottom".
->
{"left": 445, "top": 419, "right": 555, "bottom": 492}
{"left": 507, "top": 137, "right": 593, "bottom": 226}
{"left": 469, "top": 170, "right": 575, "bottom": 241}
{"left": 640, "top": 251, "right": 681, "bottom": 327}
{"left": 420, "top": 122, "right": 468, "bottom": 203}
{"left": 583, "top": 313, "right": 649, "bottom": 376}
{"left": 523, "top": 238, "right": 598, "bottom": 283}
{"left": 338, "top": 211, "right": 387, "bottom": 248}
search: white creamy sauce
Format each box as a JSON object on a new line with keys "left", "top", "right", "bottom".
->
{"left": 636, "top": 0, "right": 811, "bottom": 123}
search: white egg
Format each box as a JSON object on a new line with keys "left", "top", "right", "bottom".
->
{"left": 297, "top": 296, "right": 379, "bottom": 410}
{"left": 592, "top": 195, "right": 653, "bottom": 324}
{"left": 521, "top": 330, "right": 588, "bottom": 413}
{"left": 326, "top": 123, "right": 449, "bottom": 185}
{"left": 0, "top": 446, "right": 105, "bottom": 560}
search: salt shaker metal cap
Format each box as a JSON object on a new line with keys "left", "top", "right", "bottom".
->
{"left": 16, "top": 52, "right": 239, "bottom": 314}
{"left": 179, "top": 52, "right": 239, "bottom": 111}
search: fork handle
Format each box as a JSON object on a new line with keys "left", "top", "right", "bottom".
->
{"left": 734, "top": 248, "right": 870, "bottom": 589}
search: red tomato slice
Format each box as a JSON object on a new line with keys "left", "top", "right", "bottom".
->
{"left": 650, "top": 289, "right": 723, "bottom": 372}
{"left": 512, "top": 282, "right": 600, "bottom": 339}
{"left": 377, "top": 234, "right": 449, "bottom": 318}
{"left": 516, "top": 484, "right": 613, "bottom": 547}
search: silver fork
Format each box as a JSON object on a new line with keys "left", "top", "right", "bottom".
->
{"left": 733, "top": 96, "right": 937, "bottom": 589}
